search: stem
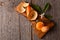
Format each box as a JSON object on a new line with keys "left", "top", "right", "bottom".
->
{"left": 40, "top": 13, "right": 45, "bottom": 19}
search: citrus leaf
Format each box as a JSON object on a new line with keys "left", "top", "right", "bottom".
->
{"left": 44, "top": 14, "right": 53, "bottom": 19}
{"left": 43, "top": 3, "right": 51, "bottom": 13}
{"left": 30, "top": 4, "right": 42, "bottom": 13}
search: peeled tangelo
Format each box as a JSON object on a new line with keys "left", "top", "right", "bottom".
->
{"left": 36, "top": 22, "right": 49, "bottom": 32}
{"left": 36, "top": 22, "right": 44, "bottom": 30}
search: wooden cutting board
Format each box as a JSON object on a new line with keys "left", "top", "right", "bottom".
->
{"left": 16, "top": 2, "right": 54, "bottom": 38}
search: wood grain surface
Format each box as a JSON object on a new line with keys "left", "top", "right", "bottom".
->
{"left": 0, "top": 0, "right": 60, "bottom": 40}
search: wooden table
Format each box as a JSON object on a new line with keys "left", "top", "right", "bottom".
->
{"left": 0, "top": 0, "right": 60, "bottom": 40}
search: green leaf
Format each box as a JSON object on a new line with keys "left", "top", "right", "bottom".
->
{"left": 30, "top": 4, "right": 42, "bottom": 13}
{"left": 44, "top": 14, "right": 53, "bottom": 19}
{"left": 43, "top": 3, "right": 51, "bottom": 13}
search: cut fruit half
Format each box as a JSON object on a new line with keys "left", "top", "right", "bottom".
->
{"left": 27, "top": 10, "right": 38, "bottom": 20}
{"left": 22, "top": 2, "right": 29, "bottom": 7}
{"left": 41, "top": 26, "right": 49, "bottom": 32}
{"left": 16, "top": 1, "right": 29, "bottom": 13}
{"left": 36, "top": 22, "right": 44, "bottom": 30}
{"left": 26, "top": 5, "right": 38, "bottom": 20}
{"left": 16, "top": 6, "right": 26, "bottom": 13}
{"left": 19, "top": 1, "right": 29, "bottom": 7}
{"left": 30, "top": 10, "right": 38, "bottom": 20}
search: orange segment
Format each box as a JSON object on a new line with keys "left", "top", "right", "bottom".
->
{"left": 41, "top": 26, "right": 49, "bottom": 32}
{"left": 36, "top": 22, "right": 44, "bottom": 30}
{"left": 26, "top": 5, "right": 31, "bottom": 17}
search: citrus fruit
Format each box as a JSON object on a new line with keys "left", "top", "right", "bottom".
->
{"left": 28, "top": 10, "right": 38, "bottom": 20}
{"left": 41, "top": 26, "right": 49, "bottom": 32}
{"left": 26, "top": 5, "right": 31, "bottom": 17}
{"left": 16, "top": 2, "right": 29, "bottom": 13}
{"left": 36, "top": 22, "right": 44, "bottom": 30}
